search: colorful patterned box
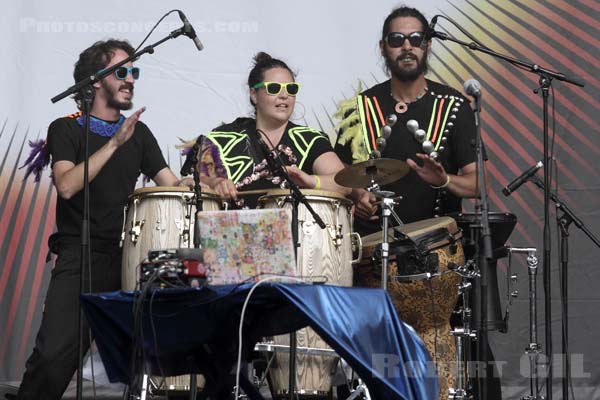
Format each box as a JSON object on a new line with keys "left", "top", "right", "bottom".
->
{"left": 197, "top": 208, "right": 297, "bottom": 284}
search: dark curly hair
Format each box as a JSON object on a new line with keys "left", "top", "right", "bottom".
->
{"left": 247, "top": 52, "right": 295, "bottom": 107}
{"left": 72, "top": 39, "right": 135, "bottom": 109}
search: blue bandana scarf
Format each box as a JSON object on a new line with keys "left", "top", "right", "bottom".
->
{"left": 76, "top": 114, "right": 126, "bottom": 137}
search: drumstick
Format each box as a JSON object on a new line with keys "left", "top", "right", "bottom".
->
{"left": 236, "top": 189, "right": 270, "bottom": 196}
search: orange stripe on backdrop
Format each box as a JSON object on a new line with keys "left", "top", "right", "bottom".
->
{"left": 483, "top": 114, "right": 580, "bottom": 210}
{"left": 431, "top": 99, "right": 445, "bottom": 143}
{"left": 481, "top": 127, "right": 546, "bottom": 225}
{"left": 551, "top": 1, "right": 600, "bottom": 31}
{"left": 478, "top": 1, "right": 600, "bottom": 89}
{"left": 0, "top": 177, "right": 32, "bottom": 304}
{"left": 433, "top": 41, "right": 600, "bottom": 160}
{"left": 18, "top": 186, "right": 56, "bottom": 369}
{"left": 513, "top": 1, "right": 600, "bottom": 53}
{"left": 0, "top": 182, "right": 40, "bottom": 363}
{"left": 431, "top": 46, "right": 599, "bottom": 185}
{"left": 446, "top": 1, "right": 600, "bottom": 110}
{"left": 578, "top": 0, "right": 600, "bottom": 13}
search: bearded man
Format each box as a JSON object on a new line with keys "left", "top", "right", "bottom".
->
{"left": 335, "top": 6, "right": 484, "bottom": 236}
{"left": 17, "top": 39, "right": 190, "bottom": 400}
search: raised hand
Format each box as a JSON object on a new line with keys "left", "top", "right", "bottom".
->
{"left": 406, "top": 153, "right": 448, "bottom": 187}
{"left": 110, "top": 107, "right": 146, "bottom": 148}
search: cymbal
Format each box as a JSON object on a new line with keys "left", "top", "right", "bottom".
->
{"left": 334, "top": 158, "right": 410, "bottom": 188}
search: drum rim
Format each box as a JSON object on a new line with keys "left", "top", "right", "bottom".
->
{"left": 257, "top": 188, "right": 352, "bottom": 204}
{"left": 449, "top": 211, "right": 517, "bottom": 222}
{"left": 131, "top": 186, "right": 219, "bottom": 197}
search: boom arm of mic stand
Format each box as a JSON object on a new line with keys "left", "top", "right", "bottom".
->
{"left": 529, "top": 177, "right": 600, "bottom": 248}
{"left": 51, "top": 28, "right": 188, "bottom": 104}
{"left": 429, "top": 30, "right": 585, "bottom": 87}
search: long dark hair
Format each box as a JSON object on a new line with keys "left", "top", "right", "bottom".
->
{"left": 247, "top": 52, "right": 295, "bottom": 106}
{"left": 72, "top": 39, "right": 135, "bottom": 109}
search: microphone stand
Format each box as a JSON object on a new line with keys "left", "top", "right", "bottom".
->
{"left": 469, "top": 89, "right": 494, "bottom": 400}
{"left": 255, "top": 131, "right": 325, "bottom": 400}
{"left": 184, "top": 138, "right": 204, "bottom": 249}
{"left": 429, "top": 26, "right": 585, "bottom": 400}
{"left": 528, "top": 175, "right": 600, "bottom": 399}
{"left": 50, "top": 25, "right": 192, "bottom": 400}
{"left": 182, "top": 139, "right": 203, "bottom": 400}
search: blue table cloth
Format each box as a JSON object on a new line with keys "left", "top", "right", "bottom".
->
{"left": 81, "top": 283, "right": 438, "bottom": 399}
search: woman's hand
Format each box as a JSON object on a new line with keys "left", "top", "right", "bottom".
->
{"left": 353, "top": 189, "right": 379, "bottom": 221}
{"left": 210, "top": 177, "right": 238, "bottom": 199}
{"left": 285, "top": 165, "right": 318, "bottom": 189}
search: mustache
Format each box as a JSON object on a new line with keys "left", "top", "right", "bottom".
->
{"left": 119, "top": 83, "right": 134, "bottom": 91}
{"left": 396, "top": 52, "right": 418, "bottom": 61}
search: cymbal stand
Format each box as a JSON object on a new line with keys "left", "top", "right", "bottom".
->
{"left": 508, "top": 247, "right": 542, "bottom": 400}
{"left": 450, "top": 263, "right": 479, "bottom": 400}
{"left": 368, "top": 177, "right": 403, "bottom": 290}
{"left": 367, "top": 113, "right": 403, "bottom": 290}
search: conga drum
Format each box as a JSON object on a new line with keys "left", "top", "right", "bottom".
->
{"left": 121, "top": 186, "right": 223, "bottom": 290}
{"left": 121, "top": 186, "right": 222, "bottom": 392}
{"left": 257, "top": 189, "right": 358, "bottom": 398}
{"left": 355, "top": 216, "right": 464, "bottom": 399}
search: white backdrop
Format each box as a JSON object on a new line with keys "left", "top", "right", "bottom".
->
{"left": 0, "top": 0, "right": 441, "bottom": 169}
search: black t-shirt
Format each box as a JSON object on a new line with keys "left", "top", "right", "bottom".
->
{"left": 198, "top": 117, "right": 334, "bottom": 207}
{"left": 335, "top": 79, "right": 481, "bottom": 235}
{"left": 47, "top": 115, "right": 167, "bottom": 245}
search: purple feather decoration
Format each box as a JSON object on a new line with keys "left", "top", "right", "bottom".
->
{"left": 20, "top": 139, "right": 51, "bottom": 182}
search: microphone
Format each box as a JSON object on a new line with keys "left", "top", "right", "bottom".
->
{"left": 502, "top": 161, "right": 543, "bottom": 196}
{"left": 464, "top": 79, "right": 482, "bottom": 98}
{"left": 178, "top": 11, "right": 204, "bottom": 51}
{"left": 420, "top": 15, "right": 438, "bottom": 50}
{"left": 180, "top": 137, "right": 201, "bottom": 176}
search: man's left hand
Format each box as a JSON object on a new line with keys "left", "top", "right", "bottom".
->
{"left": 406, "top": 153, "right": 448, "bottom": 187}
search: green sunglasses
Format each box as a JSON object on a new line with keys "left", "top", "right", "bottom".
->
{"left": 252, "top": 81, "right": 300, "bottom": 96}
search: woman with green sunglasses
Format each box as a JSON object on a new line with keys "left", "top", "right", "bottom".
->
{"left": 189, "top": 52, "right": 350, "bottom": 208}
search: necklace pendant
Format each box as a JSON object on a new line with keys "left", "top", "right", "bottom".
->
{"left": 395, "top": 102, "right": 408, "bottom": 114}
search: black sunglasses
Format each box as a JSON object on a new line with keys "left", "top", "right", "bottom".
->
{"left": 385, "top": 31, "right": 425, "bottom": 48}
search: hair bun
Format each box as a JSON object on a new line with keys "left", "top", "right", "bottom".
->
{"left": 253, "top": 52, "right": 273, "bottom": 65}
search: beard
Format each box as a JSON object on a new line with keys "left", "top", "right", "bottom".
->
{"left": 101, "top": 80, "right": 134, "bottom": 110}
{"left": 385, "top": 48, "right": 429, "bottom": 82}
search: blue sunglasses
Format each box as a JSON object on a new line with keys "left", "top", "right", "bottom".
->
{"left": 113, "top": 66, "right": 140, "bottom": 80}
